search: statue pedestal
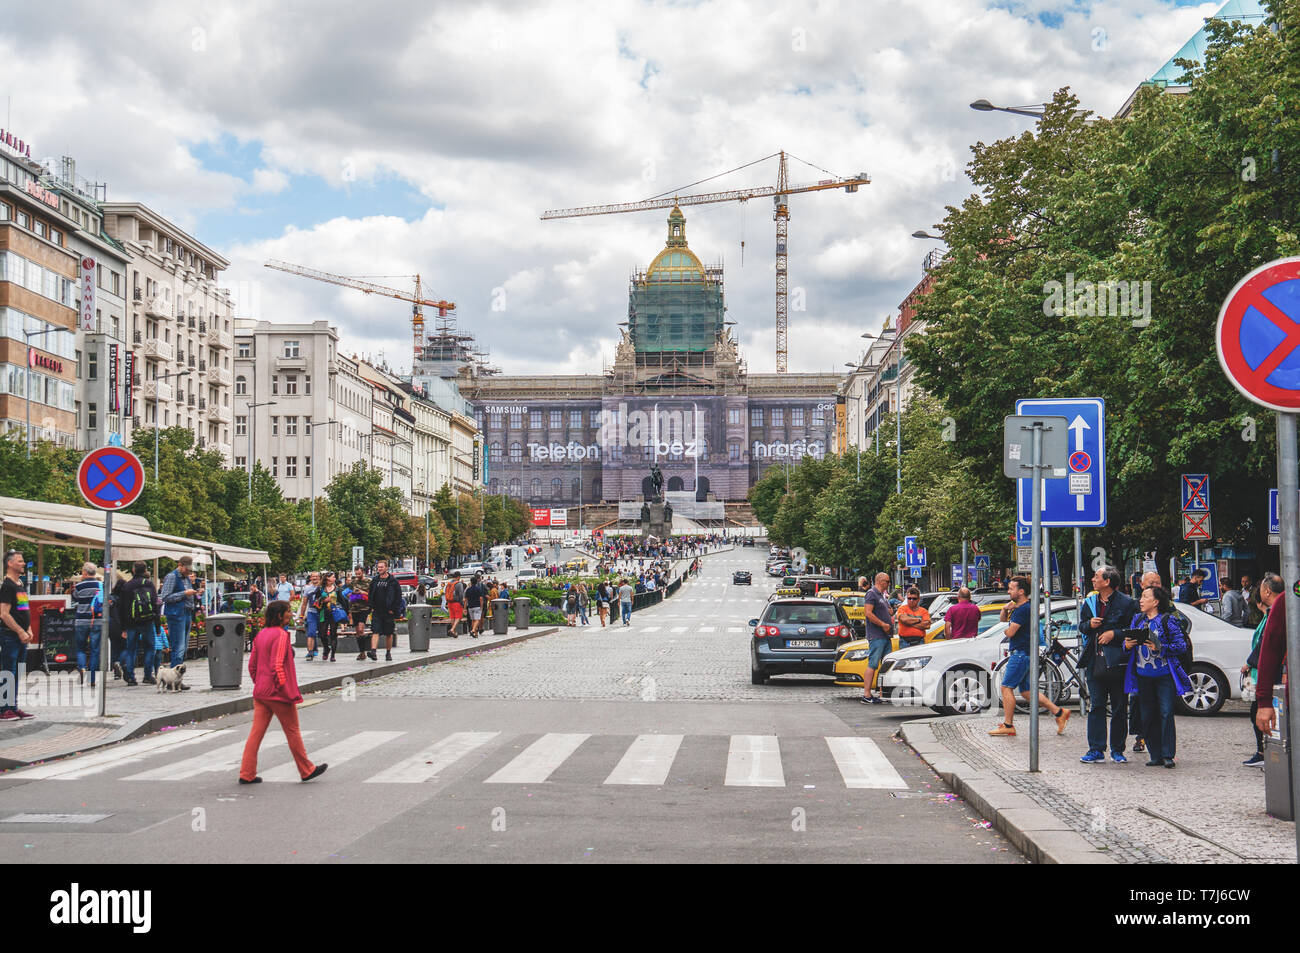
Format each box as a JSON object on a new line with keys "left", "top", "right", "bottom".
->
{"left": 639, "top": 502, "right": 673, "bottom": 539}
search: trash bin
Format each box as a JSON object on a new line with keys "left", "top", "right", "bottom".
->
{"left": 206, "top": 613, "right": 247, "bottom": 689}
{"left": 491, "top": 599, "right": 511, "bottom": 635}
{"left": 513, "top": 596, "right": 531, "bottom": 631}
{"left": 1264, "top": 684, "right": 1293, "bottom": 821}
{"left": 407, "top": 604, "right": 432, "bottom": 652}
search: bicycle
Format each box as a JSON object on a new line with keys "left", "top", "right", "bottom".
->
{"left": 993, "top": 633, "right": 1090, "bottom": 715}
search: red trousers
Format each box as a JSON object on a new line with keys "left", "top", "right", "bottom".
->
{"left": 240, "top": 698, "right": 315, "bottom": 781}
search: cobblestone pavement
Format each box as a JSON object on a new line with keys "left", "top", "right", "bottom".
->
{"left": 360, "top": 550, "right": 839, "bottom": 704}
{"left": 931, "top": 707, "right": 1296, "bottom": 864}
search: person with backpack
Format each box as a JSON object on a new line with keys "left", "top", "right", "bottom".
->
{"left": 1123, "top": 585, "right": 1192, "bottom": 768}
{"left": 1078, "top": 566, "right": 1138, "bottom": 764}
{"left": 447, "top": 571, "right": 466, "bottom": 638}
{"left": 466, "top": 574, "right": 486, "bottom": 637}
{"left": 72, "top": 562, "right": 101, "bottom": 686}
{"left": 348, "top": 567, "right": 372, "bottom": 661}
{"left": 311, "top": 572, "right": 343, "bottom": 662}
{"left": 239, "top": 600, "right": 327, "bottom": 785}
{"left": 159, "top": 556, "right": 198, "bottom": 672}
{"left": 368, "top": 560, "right": 403, "bottom": 661}
{"left": 114, "top": 562, "right": 160, "bottom": 687}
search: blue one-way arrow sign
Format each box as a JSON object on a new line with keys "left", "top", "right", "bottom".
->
{"left": 1016, "top": 398, "right": 1107, "bottom": 527}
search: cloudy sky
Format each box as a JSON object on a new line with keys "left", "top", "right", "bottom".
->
{"left": 5, "top": 0, "right": 1225, "bottom": 375}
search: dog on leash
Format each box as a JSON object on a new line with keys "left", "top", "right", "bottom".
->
{"left": 156, "top": 663, "right": 187, "bottom": 692}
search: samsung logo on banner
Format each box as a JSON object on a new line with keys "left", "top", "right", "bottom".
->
{"left": 483, "top": 404, "right": 527, "bottom": 414}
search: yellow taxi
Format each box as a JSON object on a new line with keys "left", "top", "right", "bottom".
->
{"left": 563, "top": 558, "right": 589, "bottom": 572}
{"left": 832, "top": 601, "right": 1009, "bottom": 688}
{"left": 767, "top": 586, "right": 805, "bottom": 602}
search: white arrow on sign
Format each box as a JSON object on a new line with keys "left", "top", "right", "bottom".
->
{"left": 1069, "top": 414, "right": 1090, "bottom": 511}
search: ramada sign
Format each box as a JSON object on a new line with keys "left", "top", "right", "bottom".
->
{"left": 29, "top": 350, "right": 63, "bottom": 374}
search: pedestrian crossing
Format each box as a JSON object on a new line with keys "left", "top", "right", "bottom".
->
{"left": 16, "top": 729, "right": 907, "bottom": 790}
{"left": 631, "top": 625, "right": 752, "bottom": 634}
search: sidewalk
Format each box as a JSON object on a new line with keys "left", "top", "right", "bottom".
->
{"left": 0, "top": 625, "right": 558, "bottom": 771}
{"left": 900, "top": 701, "right": 1296, "bottom": 864}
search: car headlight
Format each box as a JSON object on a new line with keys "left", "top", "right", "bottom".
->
{"left": 892, "top": 656, "right": 931, "bottom": 671}
{"left": 845, "top": 649, "right": 871, "bottom": 661}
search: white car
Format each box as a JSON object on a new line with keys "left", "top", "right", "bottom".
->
{"left": 514, "top": 568, "right": 541, "bottom": 585}
{"left": 878, "top": 600, "right": 1250, "bottom": 716}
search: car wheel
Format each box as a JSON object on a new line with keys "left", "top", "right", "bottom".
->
{"left": 751, "top": 667, "right": 769, "bottom": 685}
{"left": 940, "top": 667, "right": 989, "bottom": 715}
{"left": 1179, "top": 664, "right": 1228, "bottom": 716}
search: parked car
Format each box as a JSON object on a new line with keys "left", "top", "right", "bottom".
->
{"left": 733, "top": 571, "right": 752, "bottom": 585}
{"left": 749, "top": 597, "right": 856, "bottom": 685}
{"left": 515, "top": 568, "right": 541, "bottom": 585}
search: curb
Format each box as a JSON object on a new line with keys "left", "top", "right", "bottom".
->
{"left": 4, "top": 627, "right": 561, "bottom": 772}
{"left": 900, "top": 719, "right": 1116, "bottom": 865}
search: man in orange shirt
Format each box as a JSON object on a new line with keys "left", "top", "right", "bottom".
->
{"left": 896, "top": 587, "right": 931, "bottom": 648}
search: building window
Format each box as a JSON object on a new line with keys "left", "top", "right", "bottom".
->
{"left": 489, "top": 442, "right": 501, "bottom": 462}
{"left": 88, "top": 352, "right": 98, "bottom": 380}
{"left": 305, "top": 458, "right": 311, "bottom": 479}
{"left": 509, "top": 477, "right": 520, "bottom": 497}
{"left": 572, "top": 478, "right": 581, "bottom": 500}
{"left": 271, "top": 375, "right": 278, "bottom": 395}
{"left": 286, "top": 415, "right": 298, "bottom": 436}
{"left": 549, "top": 410, "right": 561, "bottom": 429}
{"left": 286, "top": 457, "right": 297, "bottom": 478}
{"left": 609, "top": 445, "right": 623, "bottom": 463}
{"left": 509, "top": 442, "right": 521, "bottom": 463}
{"left": 304, "top": 417, "right": 312, "bottom": 436}
{"left": 750, "top": 407, "right": 763, "bottom": 427}
{"left": 531, "top": 478, "right": 542, "bottom": 498}
{"left": 489, "top": 411, "right": 502, "bottom": 430}
{"left": 271, "top": 457, "right": 278, "bottom": 477}
{"left": 792, "top": 407, "right": 805, "bottom": 427}
{"left": 235, "top": 456, "right": 247, "bottom": 469}
{"left": 812, "top": 407, "right": 825, "bottom": 427}
{"left": 88, "top": 403, "right": 97, "bottom": 430}
{"left": 490, "top": 478, "right": 500, "bottom": 495}
{"left": 729, "top": 440, "right": 741, "bottom": 462}
{"left": 569, "top": 410, "right": 582, "bottom": 429}
{"left": 235, "top": 416, "right": 247, "bottom": 437}
{"left": 304, "top": 374, "right": 311, "bottom": 394}
{"left": 551, "top": 478, "right": 562, "bottom": 499}
{"left": 285, "top": 374, "right": 297, "bottom": 395}
{"left": 283, "top": 340, "right": 300, "bottom": 358}
{"left": 509, "top": 410, "right": 522, "bottom": 429}
{"left": 728, "top": 407, "right": 741, "bottom": 425}
{"left": 271, "top": 416, "right": 279, "bottom": 436}
{"left": 529, "top": 410, "right": 542, "bottom": 429}
{"left": 771, "top": 408, "right": 784, "bottom": 427}
{"left": 235, "top": 375, "right": 247, "bottom": 396}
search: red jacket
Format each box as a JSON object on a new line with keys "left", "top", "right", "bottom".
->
{"left": 248, "top": 625, "right": 302, "bottom": 704}
{"left": 1257, "top": 597, "right": 1287, "bottom": 709}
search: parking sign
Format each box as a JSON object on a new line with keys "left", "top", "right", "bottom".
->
{"left": 1015, "top": 398, "right": 1107, "bottom": 527}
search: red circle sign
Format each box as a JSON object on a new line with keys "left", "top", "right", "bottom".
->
{"left": 1068, "top": 450, "right": 1091, "bottom": 473}
{"left": 77, "top": 447, "right": 145, "bottom": 511}
{"left": 1217, "top": 257, "right": 1300, "bottom": 411}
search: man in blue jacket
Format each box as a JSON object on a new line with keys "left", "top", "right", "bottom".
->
{"left": 1078, "top": 566, "right": 1138, "bottom": 763}
{"left": 159, "top": 556, "right": 198, "bottom": 668}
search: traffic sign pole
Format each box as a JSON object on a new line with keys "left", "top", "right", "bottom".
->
{"left": 1276, "top": 411, "right": 1300, "bottom": 842}
{"left": 1074, "top": 525, "right": 1084, "bottom": 718}
{"left": 97, "top": 512, "right": 111, "bottom": 717}
{"left": 1029, "top": 425, "right": 1042, "bottom": 772}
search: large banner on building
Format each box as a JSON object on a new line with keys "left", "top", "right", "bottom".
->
{"left": 123, "top": 351, "right": 134, "bottom": 417}
{"left": 530, "top": 507, "right": 568, "bottom": 527}
{"left": 79, "top": 256, "right": 96, "bottom": 332}
{"left": 108, "top": 343, "right": 119, "bottom": 412}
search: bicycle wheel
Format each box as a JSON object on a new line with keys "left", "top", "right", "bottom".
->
{"left": 1014, "top": 660, "right": 1064, "bottom": 713}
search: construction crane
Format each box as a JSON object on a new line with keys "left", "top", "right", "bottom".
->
{"left": 264, "top": 259, "right": 455, "bottom": 368}
{"left": 541, "top": 151, "right": 869, "bottom": 373}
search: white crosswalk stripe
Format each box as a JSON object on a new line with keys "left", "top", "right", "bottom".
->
{"left": 262, "top": 730, "right": 405, "bottom": 782}
{"left": 669, "top": 626, "right": 689, "bottom": 633}
{"left": 825, "top": 737, "right": 907, "bottom": 789}
{"left": 604, "top": 734, "right": 684, "bottom": 785}
{"left": 486, "top": 733, "right": 590, "bottom": 783}
{"left": 639, "top": 626, "right": 661, "bottom": 633}
{"left": 726, "top": 626, "right": 747, "bottom": 634}
{"left": 364, "top": 731, "right": 499, "bottom": 783}
{"left": 17, "top": 729, "right": 234, "bottom": 780}
{"left": 698, "top": 626, "right": 715, "bottom": 633}
{"left": 725, "top": 734, "right": 784, "bottom": 787}
{"left": 124, "top": 733, "right": 314, "bottom": 781}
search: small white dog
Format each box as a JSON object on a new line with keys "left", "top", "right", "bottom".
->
{"left": 156, "top": 663, "right": 187, "bottom": 692}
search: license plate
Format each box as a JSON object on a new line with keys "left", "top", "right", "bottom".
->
{"left": 787, "top": 639, "right": 820, "bottom": 648}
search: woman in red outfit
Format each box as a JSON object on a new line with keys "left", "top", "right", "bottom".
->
{"left": 239, "top": 600, "right": 327, "bottom": 784}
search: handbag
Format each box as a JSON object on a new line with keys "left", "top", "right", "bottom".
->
{"left": 332, "top": 605, "right": 348, "bottom": 623}
{"left": 1241, "top": 672, "right": 1256, "bottom": 703}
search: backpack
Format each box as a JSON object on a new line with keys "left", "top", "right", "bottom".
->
{"left": 126, "top": 585, "right": 156, "bottom": 625}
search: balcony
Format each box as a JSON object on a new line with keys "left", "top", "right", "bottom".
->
{"left": 144, "top": 296, "right": 170, "bottom": 318}
{"left": 207, "top": 404, "right": 231, "bottom": 424}
{"left": 198, "top": 321, "right": 207, "bottom": 335}
{"left": 209, "top": 366, "right": 232, "bottom": 387}
{"left": 132, "top": 288, "right": 143, "bottom": 302}
{"left": 187, "top": 355, "right": 196, "bottom": 368}
{"left": 132, "top": 330, "right": 142, "bottom": 344}
{"left": 143, "top": 339, "right": 174, "bottom": 361}
{"left": 275, "top": 355, "right": 307, "bottom": 371}
{"left": 198, "top": 359, "right": 206, "bottom": 373}
{"left": 144, "top": 380, "right": 174, "bottom": 402}
{"left": 186, "top": 394, "right": 196, "bottom": 408}
{"left": 212, "top": 329, "right": 233, "bottom": 350}
{"left": 187, "top": 316, "right": 196, "bottom": 329}
{"left": 198, "top": 397, "right": 207, "bottom": 411}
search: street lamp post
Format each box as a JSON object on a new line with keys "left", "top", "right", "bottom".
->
{"left": 24, "top": 327, "right": 62, "bottom": 458}
{"left": 246, "top": 400, "right": 276, "bottom": 503}
{"left": 152, "top": 369, "right": 192, "bottom": 480}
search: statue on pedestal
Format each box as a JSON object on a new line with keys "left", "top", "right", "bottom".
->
{"left": 649, "top": 462, "right": 664, "bottom": 501}
{"left": 640, "top": 501, "right": 651, "bottom": 522}
{"left": 663, "top": 501, "right": 673, "bottom": 524}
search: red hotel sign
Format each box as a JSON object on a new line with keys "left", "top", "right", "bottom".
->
{"left": 28, "top": 350, "right": 63, "bottom": 374}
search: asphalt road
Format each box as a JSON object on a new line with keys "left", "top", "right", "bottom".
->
{"left": 0, "top": 546, "right": 1021, "bottom": 863}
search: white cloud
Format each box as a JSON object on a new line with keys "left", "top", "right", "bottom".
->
{"left": 9, "top": 0, "right": 1221, "bottom": 375}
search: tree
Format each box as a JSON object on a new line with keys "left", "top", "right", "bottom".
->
{"left": 325, "top": 462, "right": 387, "bottom": 558}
